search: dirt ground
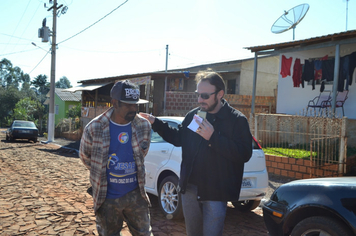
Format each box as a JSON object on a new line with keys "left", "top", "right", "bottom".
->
{"left": 0, "top": 129, "right": 293, "bottom": 235}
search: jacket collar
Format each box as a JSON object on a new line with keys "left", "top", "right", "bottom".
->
{"left": 214, "top": 99, "right": 230, "bottom": 120}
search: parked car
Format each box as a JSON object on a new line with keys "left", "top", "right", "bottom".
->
{"left": 6, "top": 120, "right": 39, "bottom": 143}
{"left": 262, "top": 177, "right": 356, "bottom": 236}
{"left": 144, "top": 116, "right": 269, "bottom": 219}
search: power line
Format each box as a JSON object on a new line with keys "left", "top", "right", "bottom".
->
{"left": 58, "top": 0, "right": 129, "bottom": 45}
{"left": 28, "top": 50, "right": 50, "bottom": 74}
{"left": 1, "top": 0, "right": 32, "bottom": 54}
{"left": 60, "top": 45, "right": 162, "bottom": 54}
{"left": 0, "top": 33, "right": 34, "bottom": 42}
{"left": 0, "top": 48, "right": 37, "bottom": 57}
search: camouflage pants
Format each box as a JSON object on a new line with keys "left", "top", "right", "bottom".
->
{"left": 96, "top": 188, "right": 153, "bottom": 236}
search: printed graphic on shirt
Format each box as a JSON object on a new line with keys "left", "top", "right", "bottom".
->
{"left": 107, "top": 153, "right": 137, "bottom": 179}
{"left": 118, "top": 132, "right": 129, "bottom": 144}
{"left": 106, "top": 120, "right": 137, "bottom": 198}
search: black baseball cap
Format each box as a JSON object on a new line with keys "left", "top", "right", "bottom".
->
{"left": 110, "top": 80, "right": 149, "bottom": 104}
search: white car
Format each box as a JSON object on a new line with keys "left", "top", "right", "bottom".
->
{"left": 144, "top": 116, "right": 269, "bottom": 219}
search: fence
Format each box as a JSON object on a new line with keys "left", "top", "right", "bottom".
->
{"left": 250, "top": 114, "right": 347, "bottom": 178}
{"left": 55, "top": 118, "right": 82, "bottom": 140}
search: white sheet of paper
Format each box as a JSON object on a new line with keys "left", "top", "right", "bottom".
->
{"left": 188, "top": 114, "right": 203, "bottom": 132}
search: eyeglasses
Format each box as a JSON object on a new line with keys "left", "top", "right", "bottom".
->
{"left": 195, "top": 91, "right": 217, "bottom": 99}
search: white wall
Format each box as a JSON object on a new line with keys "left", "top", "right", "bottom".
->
{"left": 241, "top": 56, "right": 279, "bottom": 96}
{"left": 276, "top": 44, "right": 356, "bottom": 119}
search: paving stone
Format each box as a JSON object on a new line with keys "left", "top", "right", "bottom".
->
{"left": 19, "top": 223, "right": 37, "bottom": 232}
{"left": 0, "top": 212, "right": 15, "bottom": 218}
{"left": 0, "top": 135, "right": 272, "bottom": 235}
{"left": 35, "top": 219, "right": 51, "bottom": 226}
{"left": 8, "top": 224, "right": 20, "bottom": 231}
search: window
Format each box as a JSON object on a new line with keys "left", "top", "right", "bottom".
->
{"left": 55, "top": 105, "right": 59, "bottom": 115}
{"left": 151, "top": 121, "right": 179, "bottom": 143}
{"left": 227, "top": 79, "right": 236, "bottom": 94}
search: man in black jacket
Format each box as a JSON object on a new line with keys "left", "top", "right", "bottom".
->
{"left": 140, "top": 69, "right": 253, "bottom": 236}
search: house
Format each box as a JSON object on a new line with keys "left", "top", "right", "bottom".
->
{"left": 44, "top": 88, "right": 82, "bottom": 125}
{"left": 244, "top": 30, "right": 356, "bottom": 147}
{"left": 67, "top": 56, "right": 279, "bottom": 127}
{"left": 245, "top": 30, "right": 356, "bottom": 118}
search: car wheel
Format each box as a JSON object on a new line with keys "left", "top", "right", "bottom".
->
{"left": 6, "top": 134, "right": 9, "bottom": 141}
{"left": 291, "top": 216, "right": 352, "bottom": 236}
{"left": 158, "top": 176, "right": 183, "bottom": 220}
{"left": 232, "top": 200, "right": 261, "bottom": 211}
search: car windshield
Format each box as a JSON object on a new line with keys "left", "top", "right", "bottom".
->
{"left": 13, "top": 121, "right": 36, "bottom": 128}
{"left": 151, "top": 120, "right": 179, "bottom": 143}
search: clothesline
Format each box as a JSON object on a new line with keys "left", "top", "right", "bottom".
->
{"left": 280, "top": 51, "right": 356, "bottom": 92}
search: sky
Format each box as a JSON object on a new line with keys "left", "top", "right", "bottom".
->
{"left": 1, "top": 0, "right": 355, "bottom": 87}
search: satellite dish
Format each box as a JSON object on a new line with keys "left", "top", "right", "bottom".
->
{"left": 271, "top": 3, "right": 310, "bottom": 40}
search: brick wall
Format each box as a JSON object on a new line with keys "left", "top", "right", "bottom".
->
{"left": 165, "top": 91, "right": 198, "bottom": 116}
{"left": 266, "top": 154, "right": 343, "bottom": 179}
{"left": 165, "top": 92, "right": 276, "bottom": 118}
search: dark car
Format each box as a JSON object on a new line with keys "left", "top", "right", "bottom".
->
{"left": 6, "top": 120, "right": 39, "bottom": 143}
{"left": 262, "top": 177, "right": 356, "bottom": 236}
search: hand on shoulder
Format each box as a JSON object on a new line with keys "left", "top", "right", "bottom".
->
{"left": 139, "top": 113, "right": 156, "bottom": 124}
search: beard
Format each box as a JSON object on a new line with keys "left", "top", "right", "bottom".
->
{"left": 125, "top": 111, "right": 137, "bottom": 122}
{"left": 200, "top": 96, "right": 219, "bottom": 112}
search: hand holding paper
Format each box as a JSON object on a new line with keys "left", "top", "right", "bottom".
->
{"left": 188, "top": 114, "right": 203, "bottom": 132}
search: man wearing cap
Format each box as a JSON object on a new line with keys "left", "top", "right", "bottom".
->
{"left": 79, "top": 80, "right": 153, "bottom": 236}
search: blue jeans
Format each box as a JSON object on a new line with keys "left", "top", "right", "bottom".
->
{"left": 181, "top": 184, "right": 227, "bottom": 236}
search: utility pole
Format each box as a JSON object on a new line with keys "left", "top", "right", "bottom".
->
{"left": 47, "top": 0, "right": 62, "bottom": 142}
{"left": 37, "top": 0, "right": 65, "bottom": 142}
{"left": 163, "top": 45, "right": 168, "bottom": 115}
{"left": 346, "top": 0, "right": 349, "bottom": 31}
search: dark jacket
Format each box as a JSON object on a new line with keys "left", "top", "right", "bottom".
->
{"left": 152, "top": 99, "right": 252, "bottom": 201}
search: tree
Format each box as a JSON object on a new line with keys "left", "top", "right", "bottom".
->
{"left": 0, "top": 58, "right": 13, "bottom": 88}
{"left": 11, "top": 97, "right": 45, "bottom": 125}
{"left": 55, "top": 76, "right": 72, "bottom": 89}
{"left": 66, "top": 105, "right": 81, "bottom": 130}
{"left": 0, "top": 86, "right": 22, "bottom": 126}
{"left": 21, "top": 82, "right": 37, "bottom": 100}
{"left": 0, "top": 58, "right": 32, "bottom": 89}
{"left": 0, "top": 58, "right": 48, "bottom": 128}
{"left": 31, "top": 74, "right": 50, "bottom": 103}
{"left": 66, "top": 105, "right": 81, "bottom": 118}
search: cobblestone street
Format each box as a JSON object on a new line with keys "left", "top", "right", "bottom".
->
{"left": 0, "top": 130, "right": 270, "bottom": 236}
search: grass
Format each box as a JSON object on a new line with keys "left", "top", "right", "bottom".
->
{"left": 263, "top": 147, "right": 317, "bottom": 159}
{"left": 264, "top": 145, "right": 356, "bottom": 159}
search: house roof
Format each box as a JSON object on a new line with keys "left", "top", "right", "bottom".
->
{"left": 55, "top": 88, "right": 81, "bottom": 102}
{"left": 78, "top": 72, "right": 197, "bottom": 84}
{"left": 76, "top": 69, "right": 243, "bottom": 87}
{"left": 245, "top": 30, "right": 356, "bottom": 53}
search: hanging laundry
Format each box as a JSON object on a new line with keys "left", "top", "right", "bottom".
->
{"left": 314, "top": 60, "right": 323, "bottom": 80}
{"left": 314, "top": 55, "right": 327, "bottom": 80}
{"left": 292, "top": 58, "right": 303, "bottom": 87}
{"left": 338, "top": 55, "right": 349, "bottom": 92}
{"left": 302, "top": 59, "right": 315, "bottom": 89}
{"left": 348, "top": 51, "right": 356, "bottom": 85}
{"left": 280, "top": 55, "right": 293, "bottom": 78}
{"left": 320, "top": 55, "right": 328, "bottom": 60}
{"left": 321, "top": 58, "right": 335, "bottom": 81}
{"left": 320, "top": 81, "right": 325, "bottom": 92}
